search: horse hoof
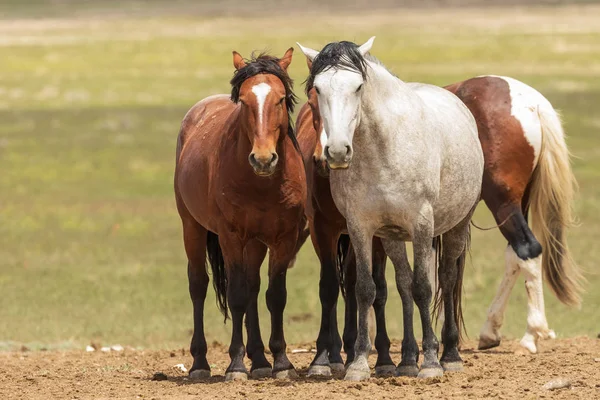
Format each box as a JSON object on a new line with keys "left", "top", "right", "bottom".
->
{"left": 519, "top": 336, "right": 538, "bottom": 354}
{"left": 396, "top": 364, "right": 419, "bottom": 377}
{"left": 441, "top": 361, "right": 463, "bottom": 372}
{"left": 330, "top": 363, "right": 345, "bottom": 373}
{"left": 546, "top": 330, "right": 556, "bottom": 340}
{"left": 251, "top": 367, "right": 272, "bottom": 379}
{"left": 273, "top": 369, "right": 298, "bottom": 379}
{"left": 189, "top": 369, "right": 210, "bottom": 380}
{"left": 478, "top": 336, "right": 501, "bottom": 350}
{"left": 225, "top": 371, "right": 248, "bottom": 381}
{"left": 307, "top": 365, "right": 331, "bottom": 377}
{"left": 417, "top": 367, "right": 444, "bottom": 379}
{"left": 375, "top": 365, "right": 396, "bottom": 377}
{"left": 344, "top": 369, "right": 371, "bottom": 381}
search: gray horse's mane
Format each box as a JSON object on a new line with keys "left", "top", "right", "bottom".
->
{"left": 305, "top": 41, "right": 393, "bottom": 95}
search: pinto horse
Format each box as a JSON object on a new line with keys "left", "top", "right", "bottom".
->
{"left": 296, "top": 87, "right": 392, "bottom": 377}
{"left": 445, "top": 76, "right": 582, "bottom": 353}
{"left": 174, "top": 49, "right": 306, "bottom": 381}
{"left": 303, "top": 73, "right": 581, "bottom": 355}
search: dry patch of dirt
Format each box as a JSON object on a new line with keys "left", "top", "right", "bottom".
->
{"left": 1, "top": 337, "right": 599, "bottom": 399}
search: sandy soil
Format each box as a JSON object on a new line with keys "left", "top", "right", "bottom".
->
{"left": 1, "top": 337, "right": 598, "bottom": 399}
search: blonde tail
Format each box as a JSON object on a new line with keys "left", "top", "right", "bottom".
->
{"left": 529, "top": 107, "right": 583, "bottom": 306}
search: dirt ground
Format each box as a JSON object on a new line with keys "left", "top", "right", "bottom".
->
{"left": 1, "top": 337, "right": 598, "bottom": 399}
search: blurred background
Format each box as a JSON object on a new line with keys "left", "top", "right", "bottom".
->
{"left": 0, "top": 0, "right": 598, "bottom": 351}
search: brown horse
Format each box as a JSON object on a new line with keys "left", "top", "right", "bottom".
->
{"left": 296, "top": 85, "right": 394, "bottom": 377}
{"left": 302, "top": 73, "right": 581, "bottom": 359}
{"left": 174, "top": 49, "right": 307, "bottom": 381}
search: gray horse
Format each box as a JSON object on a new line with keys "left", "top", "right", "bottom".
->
{"left": 298, "top": 37, "right": 484, "bottom": 381}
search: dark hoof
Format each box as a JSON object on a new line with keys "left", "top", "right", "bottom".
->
{"left": 441, "top": 361, "right": 463, "bottom": 372}
{"left": 189, "top": 369, "right": 210, "bottom": 380}
{"left": 330, "top": 363, "right": 345, "bottom": 373}
{"left": 375, "top": 365, "right": 396, "bottom": 377}
{"left": 225, "top": 371, "right": 248, "bottom": 381}
{"left": 417, "top": 367, "right": 444, "bottom": 379}
{"left": 478, "top": 336, "right": 501, "bottom": 350}
{"left": 307, "top": 365, "right": 331, "bottom": 377}
{"left": 251, "top": 367, "right": 272, "bottom": 379}
{"left": 273, "top": 369, "right": 298, "bottom": 379}
{"left": 396, "top": 364, "right": 419, "bottom": 377}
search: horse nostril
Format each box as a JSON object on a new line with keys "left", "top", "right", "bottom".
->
{"left": 248, "top": 153, "right": 257, "bottom": 165}
{"left": 324, "top": 146, "right": 331, "bottom": 160}
{"left": 345, "top": 145, "right": 352, "bottom": 157}
{"left": 270, "top": 153, "right": 278, "bottom": 165}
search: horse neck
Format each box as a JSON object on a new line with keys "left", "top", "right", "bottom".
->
{"left": 357, "top": 63, "right": 409, "bottom": 138}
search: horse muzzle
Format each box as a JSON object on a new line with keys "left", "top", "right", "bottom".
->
{"left": 324, "top": 144, "right": 352, "bottom": 170}
{"left": 249, "top": 151, "right": 279, "bottom": 176}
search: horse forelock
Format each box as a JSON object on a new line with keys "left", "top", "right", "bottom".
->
{"left": 229, "top": 53, "right": 300, "bottom": 151}
{"left": 305, "top": 41, "right": 369, "bottom": 95}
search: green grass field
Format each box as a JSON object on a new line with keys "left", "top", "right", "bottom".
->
{"left": 0, "top": 3, "right": 599, "bottom": 351}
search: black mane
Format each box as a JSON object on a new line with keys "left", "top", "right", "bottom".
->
{"left": 230, "top": 53, "right": 299, "bottom": 151}
{"left": 305, "top": 41, "right": 369, "bottom": 95}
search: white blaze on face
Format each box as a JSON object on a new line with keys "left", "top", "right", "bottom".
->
{"left": 251, "top": 83, "right": 272, "bottom": 126}
{"left": 319, "top": 128, "right": 328, "bottom": 160}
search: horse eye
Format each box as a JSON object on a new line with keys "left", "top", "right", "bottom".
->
{"left": 278, "top": 97, "right": 285, "bottom": 105}
{"left": 314, "top": 87, "right": 320, "bottom": 95}
{"left": 355, "top": 84, "right": 363, "bottom": 93}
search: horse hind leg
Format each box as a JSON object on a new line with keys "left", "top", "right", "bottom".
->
{"left": 243, "top": 239, "right": 272, "bottom": 379}
{"left": 478, "top": 202, "right": 553, "bottom": 353}
{"left": 438, "top": 214, "right": 473, "bottom": 373}
{"left": 182, "top": 218, "right": 211, "bottom": 379}
{"left": 381, "top": 238, "right": 419, "bottom": 377}
{"left": 307, "top": 221, "right": 343, "bottom": 377}
{"left": 371, "top": 238, "right": 395, "bottom": 377}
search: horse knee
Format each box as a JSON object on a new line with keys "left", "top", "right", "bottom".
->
{"left": 412, "top": 279, "right": 432, "bottom": 305}
{"left": 356, "top": 279, "right": 376, "bottom": 306}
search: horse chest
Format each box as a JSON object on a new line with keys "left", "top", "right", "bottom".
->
{"left": 216, "top": 177, "right": 304, "bottom": 240}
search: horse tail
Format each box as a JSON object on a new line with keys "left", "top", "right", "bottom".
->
{"left": 529, "top": 106, "right": 583, "bottom": 306}
{"left": 206, "top": 231, "right": 228, "bottom": 320}
{"left": 337, "top": 234, "right": 351, "bottom": 298}
{"left": 432, "top": 227, "right": 469, "bottom": 343}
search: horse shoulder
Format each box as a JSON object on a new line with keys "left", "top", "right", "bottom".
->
{"left": 281, "top": 147, "right": 307, "bottom": 210}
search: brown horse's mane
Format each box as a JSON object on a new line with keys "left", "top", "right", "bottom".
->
{"left": 230, "top": 53, "right": 300, "bottom": 151}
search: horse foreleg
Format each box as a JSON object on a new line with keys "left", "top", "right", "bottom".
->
{"left": 343, "top": 222, "right": 375, "bottom": 382}
{"left": 412, "top": 208, "right": 443, "bottom": 379}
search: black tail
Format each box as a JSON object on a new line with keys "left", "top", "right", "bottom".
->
{"left": 337, "top": 234, "right": 351, "bottom": 298}
{"left": 206, "top": 231, "right": 228, "bottom": 321}
{"left": 432, "top": 228, "right": 469, "bottom": 344}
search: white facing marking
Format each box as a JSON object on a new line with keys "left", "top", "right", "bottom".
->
{"left": 251, "top": 83, "right": 272, "bottom": 126}
{"left": 319, "top": 128, "right": 328, "bottom": 160}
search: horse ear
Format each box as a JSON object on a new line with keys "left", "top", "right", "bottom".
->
{"left": 305, "top": 55, "right": 313, "bottom": 71}
{"left": 278, "top": 47, "right": 294, "bottom": 71}
{"left": 358, "top": 36, "right": 376, "bottom": 56}
{"left": 296, "top": 42, "right": 319, "bottom": 62}
{"left": 232, "top": 51, "right": 246, "bottom": 70}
